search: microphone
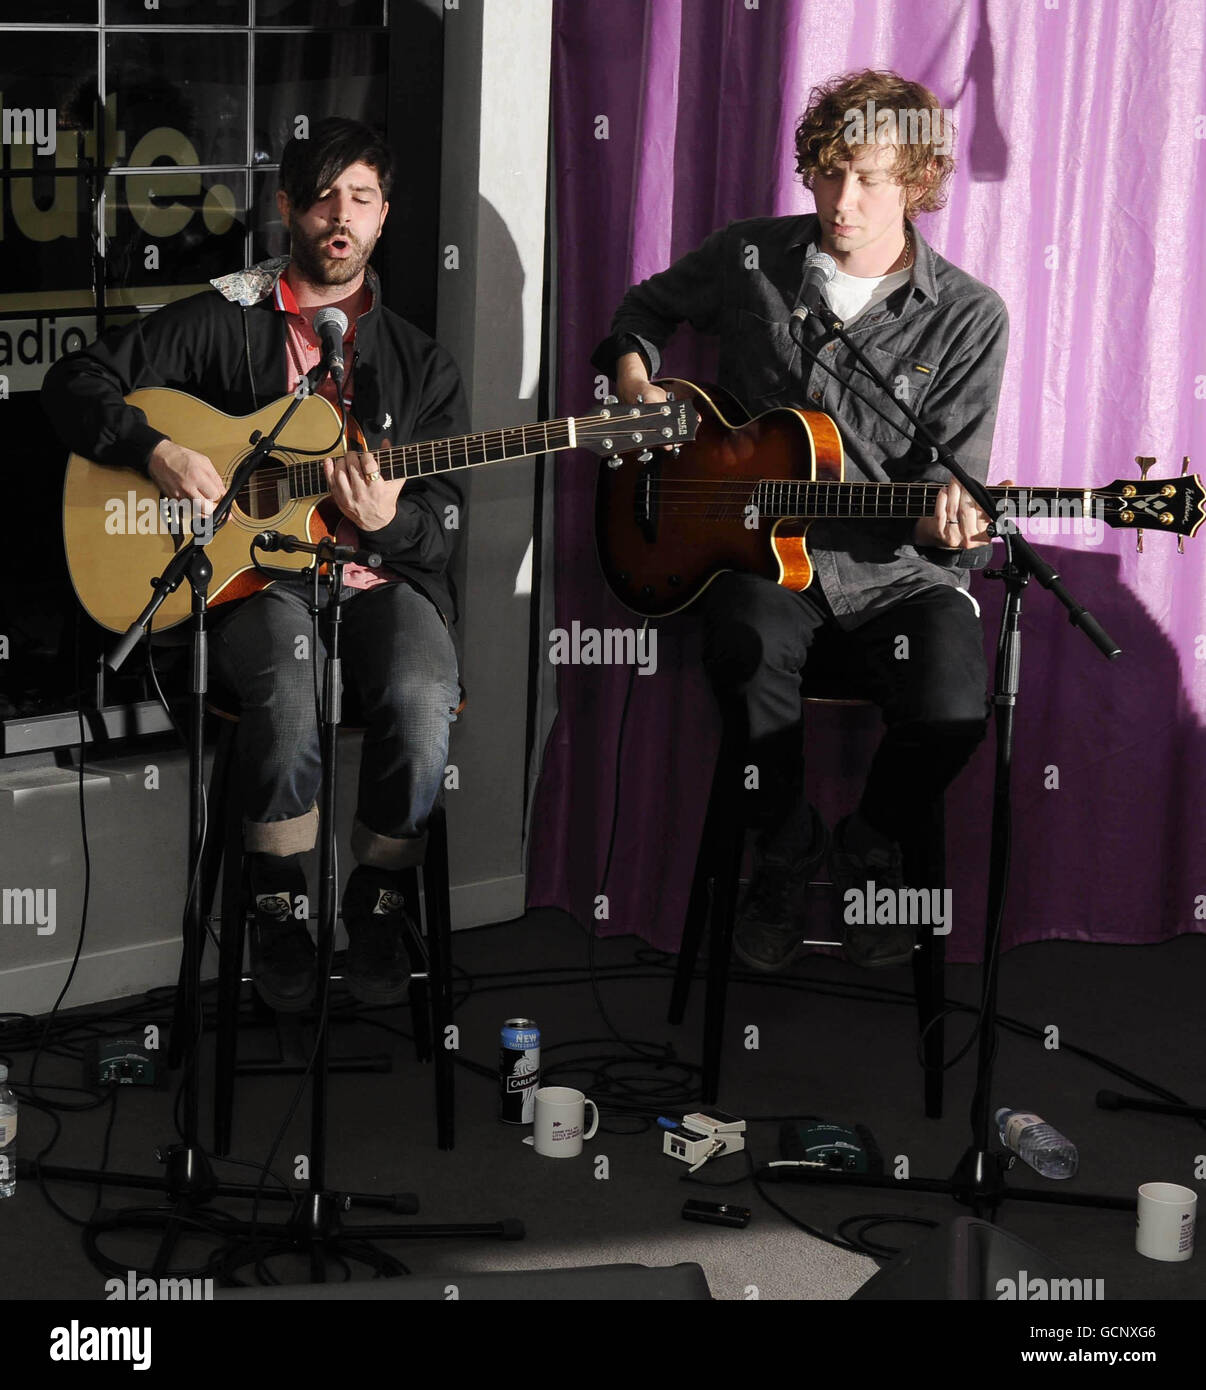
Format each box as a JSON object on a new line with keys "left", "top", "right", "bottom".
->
{"left": 254, "top": 530, "right": 382, "bottom": 568}
{"left": 313, "top": 305, "right": 349, "bottom": 384}
{"left": 796, "top": 251, "right": 837, "bottom": 318}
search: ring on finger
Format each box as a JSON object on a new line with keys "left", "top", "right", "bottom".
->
{"left": 364, "top": 470, "right": 381, "bottom": 482}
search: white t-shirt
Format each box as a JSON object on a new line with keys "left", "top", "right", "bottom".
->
{"left": 808, "top": 244, "right": 911, "bottom": 325}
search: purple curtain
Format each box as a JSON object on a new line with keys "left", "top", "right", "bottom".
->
{"left": 528, "top": 0, "right": 1206, "bottom": 962}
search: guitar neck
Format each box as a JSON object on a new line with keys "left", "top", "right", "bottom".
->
{"left": 286, "top": 418, "right": 579, "bottom": 500}
{"left": 757, "top": 481, "right": 1097, "bottom": 519}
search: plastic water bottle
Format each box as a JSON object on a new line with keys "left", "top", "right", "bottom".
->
{"left": 996, "top": 1107, "right": 1078, "bottom": 1179}
{"left": 0, "top": 1064, "right": 16, "bottom": 1198}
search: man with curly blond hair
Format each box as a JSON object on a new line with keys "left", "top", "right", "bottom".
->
{"left": 593, "top": 70, "right": 1009, "bottom": 970}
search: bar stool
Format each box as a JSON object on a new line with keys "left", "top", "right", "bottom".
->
{"left": 669, "top": 630, "right": 948, "bottom": 1115}
{"left": 192, "top": 688, "right": 457, "bottom": 1152}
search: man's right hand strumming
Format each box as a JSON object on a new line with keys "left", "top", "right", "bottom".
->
{"left": 147, "top": 439, "right": 226, "bottom": 509}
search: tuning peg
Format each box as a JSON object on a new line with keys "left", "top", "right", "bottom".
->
{"left": 637, "top": 450, "right": 653, "bottom": 463}
{"left": 1134, "top": 455, "right": 1156, "bottom": 553}
{"left": 603, "top": 394, "right": 618, "bottom": 406}
{"left": 606, "top": 454, "right": 623, "bottom": 470}
{"left": 1181, "top": 456, "right": 1191, "bottom": 553}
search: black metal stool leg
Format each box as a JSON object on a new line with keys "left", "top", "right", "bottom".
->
{"left": 170, "top": 721, "right": 234, "bottom": 1070}
{"left": 214, "top": 731, "right": 249, "bottom": 1156}
{"left": 422, "top": 804, "right": 455, "bottom": 1150}
{"left": 667, "top": 706, "right": 750, "bottom": 1103}
{"left": 700, "top": 765, "right": 745, "bottom": 1105}
{"left": 905, "top": 795, "right": 947, "bottom": 1119}
{"left": 397, "top": 868, "right": 431, "bottom": 1063}
{"left": 669, "top": 744, "right": 734, "bottom": 1026}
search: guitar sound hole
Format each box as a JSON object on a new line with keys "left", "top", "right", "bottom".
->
{"left": 236, "top": 458, "right": 290, "bottom": 521}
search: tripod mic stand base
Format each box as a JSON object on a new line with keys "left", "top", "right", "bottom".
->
{"left": 758, "top": 1146, "right": 1137, "bottom": 1217}
{"left": 211, "top": 1197, "right": 526, "bottom": 1287}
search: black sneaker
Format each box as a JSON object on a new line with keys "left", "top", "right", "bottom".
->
{"left": 342, "top": 873, "right": 413, "bottom": 1007}
{"left": 732, "top": 809, "right": 829, "bottom": 973}
{"left": 249, "top": 892, "right": 316, "bottom": 1012}
{"left": 829, "top": 815, "right": 914, "bottom": 968}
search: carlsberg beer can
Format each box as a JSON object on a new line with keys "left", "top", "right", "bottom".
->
{"left": 499, "top": 1018, "right": 541, "bottom": 1124}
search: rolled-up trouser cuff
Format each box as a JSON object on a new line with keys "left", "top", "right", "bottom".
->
{"left": 351, "top": 817, "right": 427, "bottom": 870}
{"left": 244, "top": 805, "right": 318, "bottom": 856}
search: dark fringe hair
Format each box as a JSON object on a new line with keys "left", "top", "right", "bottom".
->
{"left": 279, "top": 116, "right": 393, "bottom": 211}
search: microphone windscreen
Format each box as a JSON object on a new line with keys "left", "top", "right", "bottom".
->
{"left": 804, "top": 251, "right": 837, "bottom": 284}
{"left": 313, "top": 305, "right": 349, "bottom": 337}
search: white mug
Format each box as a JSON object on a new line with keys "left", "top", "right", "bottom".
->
{"left": 1136, "top": 1182, "right": 1196, "bottom": 1262}
{"left": 531, "top": 1086, "right": 599, "bottom": 1158}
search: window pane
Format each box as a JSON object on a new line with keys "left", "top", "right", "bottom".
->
{"left": 0, "top": 1, "right": 97, "bottom": 19}
{"left": 254, "top": 31, "right": 386, "bottom": 166}
{"left": 256, "top": 0, "right": 384, "bottom": 25}
{"left": 104, "top": 0, "right": 249, "bottom": 23}
{"left": 104, "top": 169, "right": 248, "bottom": 301}
{"left": 0, "top": 33, "right": 99, "bottom": 308}
{"left": 0, "top": 30, "right": 98, "bottom": 136}
{"left": 107, "top": 31, "right": 248, "bottom": 168}
{"left": 0, "top": 178, "right": 97, "bottom": 311}
{"left": 249, "top": 168, "right": 287, "bottom": 263}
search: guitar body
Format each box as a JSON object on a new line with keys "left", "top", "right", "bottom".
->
{"left": 62, "top": 388, "right": 346, "bottom": 633}
{"left": 595, "top": 379, "right": 845, "bottom": 617}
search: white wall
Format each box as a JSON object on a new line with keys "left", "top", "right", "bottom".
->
{"left": 438, "top": 0, "right": 553, "bottom": 927}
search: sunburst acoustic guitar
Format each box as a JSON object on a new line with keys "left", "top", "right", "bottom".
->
{"left": 596, "top": 379, "right": 1205, "bottom": 617}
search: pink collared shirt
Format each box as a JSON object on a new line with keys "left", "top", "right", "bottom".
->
{"left": 276, "top": 272, "right": 397, "bottom": 592}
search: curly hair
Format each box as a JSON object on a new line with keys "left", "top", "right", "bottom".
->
{"left": 794, "top": 70, "right": 956, "bottom": 215}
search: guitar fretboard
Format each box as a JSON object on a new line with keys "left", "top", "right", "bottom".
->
{"left": 286, "top": 419, "right": 579, "bottom": 499}
{"left": 748, "top": 481, "right": 1099, "bottom": 518}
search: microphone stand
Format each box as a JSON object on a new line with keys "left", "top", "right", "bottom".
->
{"left": 754, "top": 295, "right": 1137, "bottom": 1219}
{"left": 28, "top": 387, "right": 337, "bottom": 1271}
{"left": 206, "top": 531, "right": 521, "bottom": 1284}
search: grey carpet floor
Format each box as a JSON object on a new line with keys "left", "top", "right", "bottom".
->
{"left": 2, "top": 911, "right": 1204, "bottom": 1303}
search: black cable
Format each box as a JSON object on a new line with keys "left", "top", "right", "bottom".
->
{"left": 92, "top": 1087, "right": 120, "bottom": 1218}
{"left": 24, "top": 612, "right": 102, "bottom": 1221}
{"left": 834, "top": 1212, "right": 937, "bottom": 1260}
{"left": 680, "top": 1137, "right": 938, "bottom": 1261}
{"left": 19, "top": 928, "right": 1202, "bottom": 1264}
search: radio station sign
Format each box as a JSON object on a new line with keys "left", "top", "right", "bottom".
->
{"left": 0, "top": 316, "right": 97, "bottom": 394}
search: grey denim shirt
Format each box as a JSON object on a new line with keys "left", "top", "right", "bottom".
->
{"left": 592, "top": 213, "right": 1010, "bottom": 629}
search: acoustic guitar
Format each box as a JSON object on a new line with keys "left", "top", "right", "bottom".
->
{"left": 596, "top": 379, "right": 1205, "bottom": 617}
{"left": 63, "top": 387, "right": 698, "bottom": 632}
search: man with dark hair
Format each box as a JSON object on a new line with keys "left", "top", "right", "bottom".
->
{"left": 44, "top": 117, "right": 466, "bottom": 1010}
{"left": 593, "top": 70, "right": 1009, "bottom": 970}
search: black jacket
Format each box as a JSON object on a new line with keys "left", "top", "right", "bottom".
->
{"left": 42, "top": 266, "right": 468, "bottom": 629}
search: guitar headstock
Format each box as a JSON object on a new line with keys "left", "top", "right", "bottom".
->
{"left": 1098, "top": 475, "right": 1206, "bottom": 538}
{"left": 574, "top": 398, "right": 699, "bottom": 458}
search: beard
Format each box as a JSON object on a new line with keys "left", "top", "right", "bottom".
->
{"left": 289, "top": 221, "right": 378, "bottom": 286}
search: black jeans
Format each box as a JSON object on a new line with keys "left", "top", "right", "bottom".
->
{"left": 700, "top": 572, "right": 990, "bottom": 843}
